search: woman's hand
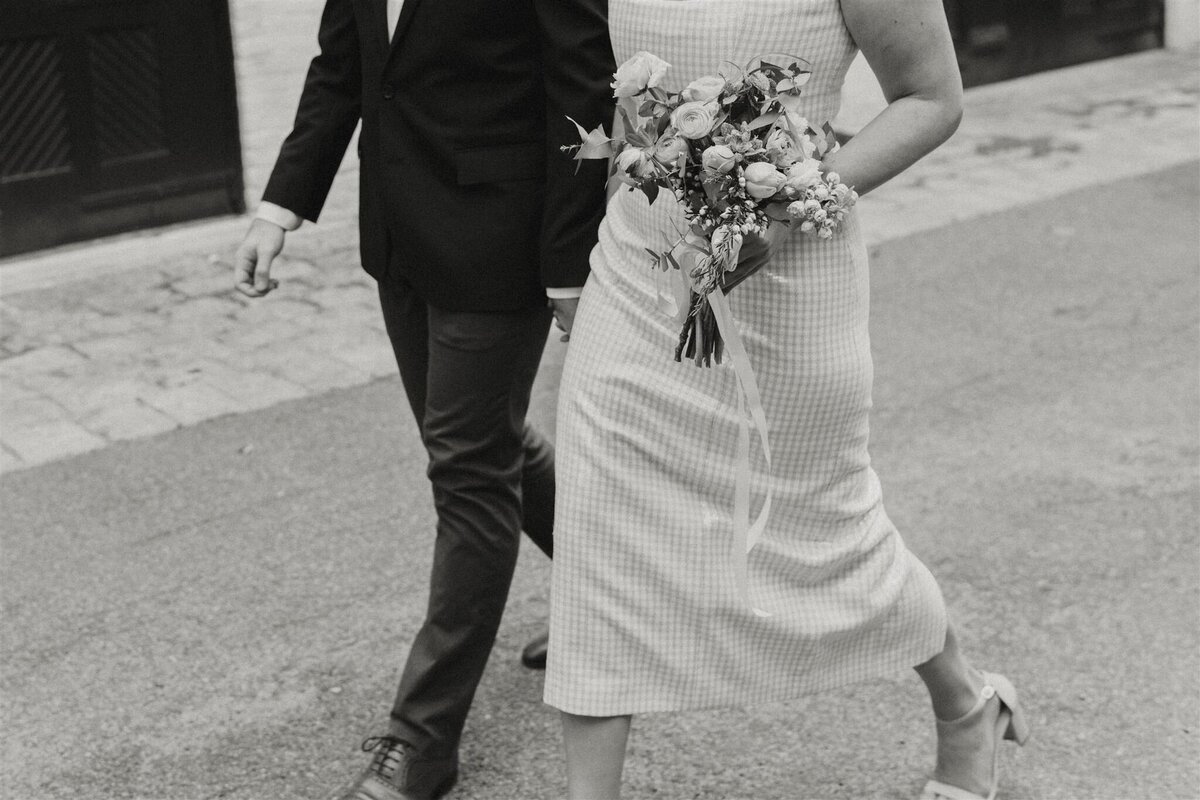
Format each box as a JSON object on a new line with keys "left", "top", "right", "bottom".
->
{"left": 550, "top": 297, "right": 580, "bottom": 342}
{"left": 724, "top": 222, "right": 792, "bottom": 292}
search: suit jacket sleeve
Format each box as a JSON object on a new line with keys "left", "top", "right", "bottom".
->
{"left": 261, "top": 0, "right": 363, "bottom": 222}
{"left": 534, "top": 0, "right": 616, "bottom": 290}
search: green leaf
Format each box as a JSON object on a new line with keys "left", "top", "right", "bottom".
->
{"left": 626, "top": 131, "right": 652, "bottom": 148}
{"left": 777, "top": 93, "right": 805, "bottom": 114}
{"left": 616, "top": 104, "right": 638, "bottom": 137}
{"left": 656, "top": 112, "right": 672, "bottom": 136}
{"left": 764, "top": 202, "right": 792, "bottom": 221}
{"left": 749, "top": 110, "right": 782, "bottom": 130}
{"left": 641, "top": 181, "right": 660, "bottom": 205}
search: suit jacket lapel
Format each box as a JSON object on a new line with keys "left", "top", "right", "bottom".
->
{"left": 357, "top": 0, "right": 391, "bottom": 57}
{"left": 385, "top": 0, "right": 427, "bottom": 68}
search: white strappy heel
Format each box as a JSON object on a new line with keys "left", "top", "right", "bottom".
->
{"left": 918, "top": 672, "right": 1030, "bottom": 800}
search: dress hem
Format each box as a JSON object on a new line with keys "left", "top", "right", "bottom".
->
{"left": 542, "top": 612, "right": 948, "bottom": 717}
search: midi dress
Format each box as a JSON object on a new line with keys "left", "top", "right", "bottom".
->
{"left": 544, "top": 0, "right": 949, "bottom": 716}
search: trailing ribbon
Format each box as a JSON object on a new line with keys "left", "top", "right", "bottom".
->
{"left": 656, "top": 260, "right": 774, "bottom": 616}
{"left": 708, "top": 289, "right": 773, "bottom": 618}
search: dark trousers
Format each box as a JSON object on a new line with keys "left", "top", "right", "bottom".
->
{"left": 377, "top": 279, "right": 555, "bottom": 757}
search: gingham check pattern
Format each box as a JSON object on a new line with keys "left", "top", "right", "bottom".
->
{"left": 545, "top": 0, "right": 948, "bottom": 716}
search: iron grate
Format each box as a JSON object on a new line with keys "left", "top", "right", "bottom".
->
{"left": 0, "top": 37, "right": 73, "bottom": 184}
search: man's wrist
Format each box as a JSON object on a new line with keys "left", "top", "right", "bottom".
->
{"left": 546, "top": 286, "right": 583, "bottom": 300}
{"left": 256, "top": 201, "right": 304, "bottom": 232}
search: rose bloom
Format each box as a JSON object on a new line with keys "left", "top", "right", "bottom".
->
{"left": 616, "top": 147, "right": 655, "bottom": 184}
{"left": 701, "top": 144, "right": 737, "bottom": 174}
{"left": 654, "top": 134, "right": 690, "bottom": 167}
{"left": 785, "top": 158, "right": 823, "bottom": 193}
{"left": 611, "top": 51, "right": 670, "bottom": 98}
{"left": 681, "top": 75, "right": 726, "bottom": 103}
{"left": 742, "top": 161, "right": 786, "bottom": 199}
{"left": 671, "top": 100, "right": 720, "bottom": 140}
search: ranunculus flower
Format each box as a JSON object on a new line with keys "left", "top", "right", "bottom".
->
{"left": 616, "top": 147, "right": 655, "bottom": 184}
{"left": 681, "top": 75, "right": 726, "bottom": 103}
{"left": 653, "top": 134, "right": 690, "bottom": 167}
{"left": 611, "top": 51, "right": 671, "bottom": 97}
{"left": 742, "top": 161, "right": 786, "bottom": 199}
{"left": 671, "top": 101, "right": 720, "bottom": 140}
{"left": 701, "top": 144, "right": 737, "bottom": 174}
{"left": 785, "top": 158, "right": 823, "bottom": 193}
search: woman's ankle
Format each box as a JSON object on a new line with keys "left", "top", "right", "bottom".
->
{"left": 931, "top": 666, "right": 987, "bottom": 721}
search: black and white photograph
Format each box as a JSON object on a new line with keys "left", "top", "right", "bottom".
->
{"left": 0, "top": 1, "right": 1197, "bottom": 798}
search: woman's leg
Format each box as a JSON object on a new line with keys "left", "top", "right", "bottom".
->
{"left": 561, "top": 713, "right": 632, "bottom": 800}
{"left": 914, "top": 622, "right": 985, "bottom": 720}
{"left": 913, "top": 622, "right": 999, "bottom": 796}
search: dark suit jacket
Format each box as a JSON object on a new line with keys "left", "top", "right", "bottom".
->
{"left": 262, "top": 0, "right": 615, "bottom": 311}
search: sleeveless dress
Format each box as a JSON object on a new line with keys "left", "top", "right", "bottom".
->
{"left": 544, "top": 0, "right": 949, "bottom": 716}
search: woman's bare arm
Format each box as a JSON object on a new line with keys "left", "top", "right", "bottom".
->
{"left": 823, "top": 0, "right": 963, "bottom": 195}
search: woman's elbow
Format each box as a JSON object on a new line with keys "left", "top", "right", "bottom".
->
{"left": 943, "top": 100, "right": 964, "bottom": 139}
{"left": 934, "top": 87, "right": 964, "bottom": 142}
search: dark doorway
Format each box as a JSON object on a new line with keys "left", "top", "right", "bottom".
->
{"left": 944, "top": 0, "right": 1165, "bottom": 87}
{"left": 0, "top": 0, "right": 244, "bottom": 257}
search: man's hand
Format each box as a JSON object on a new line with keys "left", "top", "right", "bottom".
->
{"left": 234, "top": 218, "right": 286, "bottom": 298}
{"left": 549, "top": 297, "right": 580, "bottom": 342}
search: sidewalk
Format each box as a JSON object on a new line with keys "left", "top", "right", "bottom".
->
{"left": 0, "top": 41, "right": 1197, "bottom": 472}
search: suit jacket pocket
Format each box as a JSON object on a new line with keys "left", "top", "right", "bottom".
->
{"left": 455, "top": 142, "right": 545, "bottom": 185}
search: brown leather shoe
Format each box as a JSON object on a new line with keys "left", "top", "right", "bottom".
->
{"left": 338, "top": 736, "right": 458, "bottom": 800}
{"left": 520, "top": 631, "right": 548, "bottom": 670}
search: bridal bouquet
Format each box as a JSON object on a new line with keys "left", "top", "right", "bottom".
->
{"left": 565, "top": 51, "right": 857, "bottom": 365}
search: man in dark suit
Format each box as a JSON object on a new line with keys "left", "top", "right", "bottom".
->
{"left": 233, "top": 0, "right": 613, "bottom": 797}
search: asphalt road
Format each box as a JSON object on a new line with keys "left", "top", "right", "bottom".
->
{"left": 2, "top": 163, "right": 1197, "bottom": 800}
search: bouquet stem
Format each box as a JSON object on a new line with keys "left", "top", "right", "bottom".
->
{"left": 674, "top": 291, "right": 724, "bottom": 367}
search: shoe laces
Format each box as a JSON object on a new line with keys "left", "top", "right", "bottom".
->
{"left": 361, "top": 736, "right": 413, "bottom": 781}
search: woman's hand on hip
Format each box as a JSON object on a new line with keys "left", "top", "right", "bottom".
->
{"left": 550, "top": 297, "right": 580, "bottom": 342}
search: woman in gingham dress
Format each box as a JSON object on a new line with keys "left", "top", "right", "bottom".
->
{"left": 544, "top": 0, "right": 1030, "bottom": 798}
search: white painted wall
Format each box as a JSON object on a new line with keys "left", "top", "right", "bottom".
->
{"left": 1165, "top": 0, "right": 1200, "bottom": 49}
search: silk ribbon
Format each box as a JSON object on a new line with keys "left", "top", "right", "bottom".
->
{"left": 659, "top": 260, "right": 774, "bottom": 617}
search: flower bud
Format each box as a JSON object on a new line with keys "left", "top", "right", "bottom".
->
{"left": 742, "top": 161, "right": 785, "bottom": 200}
{"left": 701, "top": 144, "right": 737, "bottom": 174}
{"left": 681, "top": 75, "right": 726, "bottom": 103}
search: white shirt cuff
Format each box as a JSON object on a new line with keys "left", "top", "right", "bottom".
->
{"left": 256, "top": 202, "right": 304, "bottom": 232}
{"left": 545, "top": 286, "right": 583, "bottom": 299}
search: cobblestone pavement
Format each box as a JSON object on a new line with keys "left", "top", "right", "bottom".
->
{"left": 0, "top": 31, "right": 1196, "bottom": 472}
